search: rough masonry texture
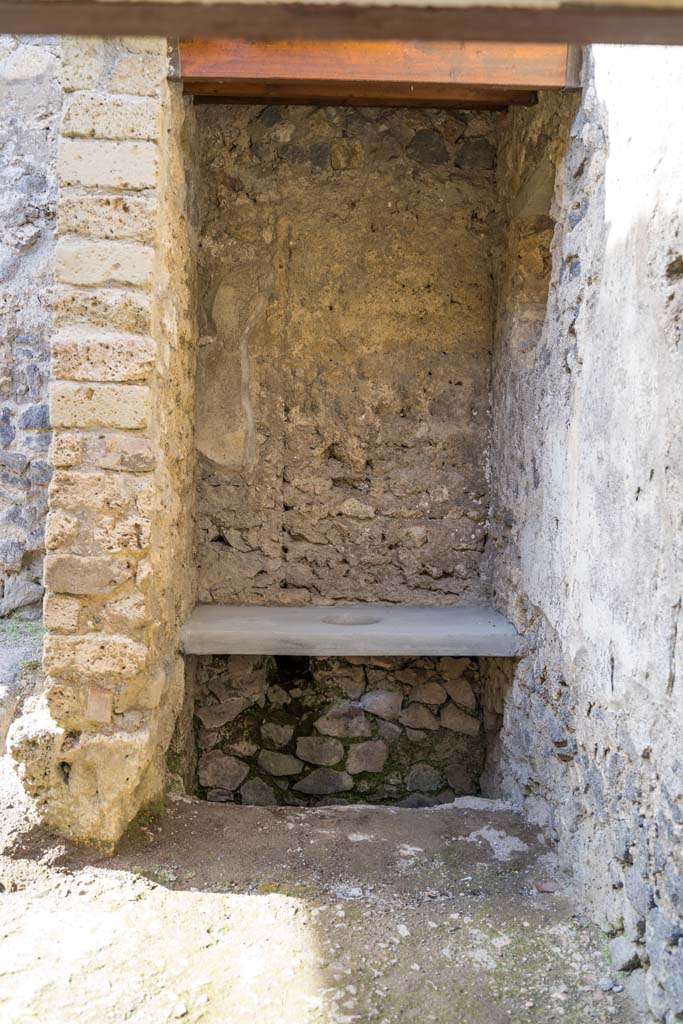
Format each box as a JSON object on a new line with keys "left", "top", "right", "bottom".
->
{"left": 486, "top": 50, "right": 683, "bottom": 1021}
{"left": 185, "top": 654, "right": 487, "bottom": 805}
{"left": 8, "top": 36, "right": 198, "bottom": 851}
{"left": 2, "top": 38, "right": 682, "bottom": 1023}
{"left": 0, "top": 36, "right": 61, "bottom": 617}
{"left": 193, "top": 105, "right": 497, "bottom": 606}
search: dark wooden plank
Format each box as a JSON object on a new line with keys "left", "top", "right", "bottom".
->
{"left": 187, "top": 80, "right": 538, "bottom": 107}
{"left": 565, "top": 43, "right": 584, "bottom": 87}
{"left": 3, "top": 1, "right": 683, "bottom": 46}
{"left": 179, "top": 40, "right": 573, "bottom": 89}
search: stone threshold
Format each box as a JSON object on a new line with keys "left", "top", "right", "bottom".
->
{"left": 180, "top": 604, "right": 521, "bottom": 657}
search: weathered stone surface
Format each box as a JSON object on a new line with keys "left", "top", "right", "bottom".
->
{"left": 0, "top": 540, "right": 23, "bottom": 572}
{"left": 296, "top": 735, "right": 344, "bottom": 766}
{"left": 454, "top": 137, "right": 496, "bottom": 169}
{"left": 360, "top": 689, "right": 403, "bottom": 721}
{"left": 55, "top": 240, "right": 153, "bottom": 288}
{"left": 44, "top": 553, "right": 135, "bottom": 594}
{"left": 346, "top": 740, "right": 387, "bottom": 775}
{"left": 408, "top": 128, "right": 449, "bottom": 165}
{"left": 266, "top": 685, "right": 290, "bottom": 706}
{"left": 313, "top": 660, "right": 366, "bottom": 699}
{"left": 440, "top": 704, "right": 480, "bottom": 736}
{"left": 61, "top": 37, "right": 104, "bottom": 91}
{"left": 315, "top": 704, "right": 372, "bottom": 738}
{"left": 195, "top": 699, "right": 249, "bottom": 730}
{"left": 62, "top": 94, "right": 160, "bottom": 141}
{"left": 43, "top": 594, "right": 80, "bottom": 632}
{"left": 485, "top": 52, "right": 683, "bottom": 1018}
{"left": 51, "top": 382, "right": 150, "bottom": 429}
{"left": 49, "top": 470, "right": 149, "bottom": 512}
{"left": 85, "top": 686, "right": 113, "bottom": 724}
{"left": 240, "top": 777, "right": 277, "bottom": 805}
{"left": 198, "top": 751, "right": 249, "bottom": 792}
{"left": 194, "top": 105, "right": 494, "bottom": 606}
{"left": 9, "top": 36, "right": 196, "bottom": 858}
{"left": 58, "top": 195, "right": 157, "bottom": 242}
{"left": 44, "top": 633, "right": 147, "bottom": 678}
{"left": 8, "top": 701, "right": 157, "bottom": 849}
{"left": 0, "top": 35, "right": 60, "bottom": 615}
{"left": 257, "top": 750, "right": 303, "bottom": 776}
{"left": 399, "top": 704, "right": 439, "bottom": 731}
{"left": 54, "top": 286, "right": 151, "bottom": 333}
{"left": 329, "top": 138, "right": 362, "bottom": 169}
{"left": 405, "top": 763, "right": 443, "bottom": 792}
{"left": 261, "top": 722, "right": 295, "bottom": 748}
{"left": 5, "top": 45, "right": 682, "bottom": 1019}
{"left": 399, "top": 793, "right": 441, "bottom": 808}
{"left": 193, "top": 655, "right": 483, "bottom": 806}
{"left": 110, "top": 54, "right": 164, "bottom": 96}
{"left": 410, "top": 682, "right": 447, "bottom": 706}
{"left": 51, "top": 333, "right": 155, "bottom": 382}
{"left": 445, "top": 764, "right": 477, "bottom": 795}
{"left": 609, "top": 936, "right": 641, "bottom": 973}
{"left": 205, "top": 789, "right": 233, "bottom": 803}
{"left": 2, "top": 43, "right": 56, "bottom": 81}
{"left": 58, "top": 139, "right": 158, "bottom": 190}
{"left": 442, "top": 665, "right": 477, "bottom": 710}
{"left": 293, "top": 767, "right": 353, "bottom": 795}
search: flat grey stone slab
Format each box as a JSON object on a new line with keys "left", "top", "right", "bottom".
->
{"left": 180, "top": 604, "right": 521, "bottom": 657}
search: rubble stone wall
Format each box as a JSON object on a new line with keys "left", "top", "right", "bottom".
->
{"left": 487, "top": 49, "right": 683, "bottom": 1020}
{"left": 0, "top": 36, "right": 61, "bottom": 618}
{"left": 194, "top": 104, "right": 499, "bottom": 606}
{"left": 191, "top": 654, "right": 490, "bottom": 805}
{"left": 9, "top": 37, "right": 199, "bottom": 850}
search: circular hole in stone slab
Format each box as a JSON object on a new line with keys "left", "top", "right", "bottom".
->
{"left": 321, "top": 612, "right": 381, "bottom": 626}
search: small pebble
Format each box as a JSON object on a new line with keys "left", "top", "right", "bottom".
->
{"left": 173, "top": 1003, "right": 188, "bottom": 1018}
{"left": 598, "top": 977, "right": 614, "bottom": 991}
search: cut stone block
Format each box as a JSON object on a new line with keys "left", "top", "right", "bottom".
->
{"left": 180, "top": 604, "right": 521, "bottom": 657}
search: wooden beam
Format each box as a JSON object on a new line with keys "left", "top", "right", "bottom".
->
{"left": 179, "top": 39, "right": 576, "bottom": 105}
{"left": 2, "top": 2, "right": 683, "bottom": 46}
{"left": 188, "top": 81, "right": 539, "bottom": 107}
{"left": 179, "top": 40, "right": 575, "bottom": 90}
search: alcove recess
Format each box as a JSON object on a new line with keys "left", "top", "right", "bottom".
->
{"left": 170, "top": 39, "right": 579, "bottom": 806}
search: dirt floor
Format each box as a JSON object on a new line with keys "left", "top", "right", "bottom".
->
{"left": 0, "top": 756, "right": 643, "bottom": 1024}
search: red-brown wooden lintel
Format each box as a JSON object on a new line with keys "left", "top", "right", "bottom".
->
{"left": 179, "top": 39, "right": 582, "bottom": 107}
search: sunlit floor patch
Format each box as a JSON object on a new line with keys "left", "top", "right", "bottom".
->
{"left": 0, "top": 763, "right": 641, "bottom": 1024}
